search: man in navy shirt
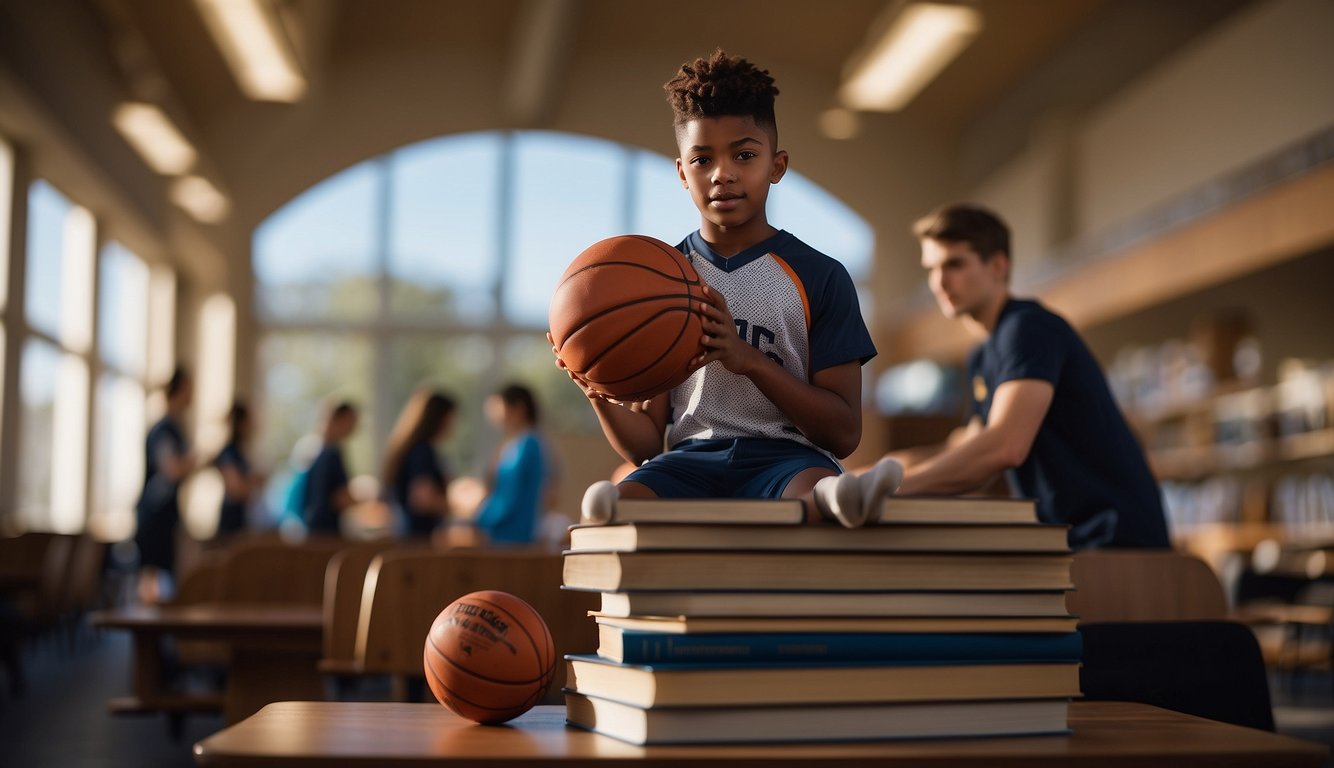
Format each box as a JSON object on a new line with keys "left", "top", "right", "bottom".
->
{"left": 893, "top": 204, "right": 1169, "bottom": 550}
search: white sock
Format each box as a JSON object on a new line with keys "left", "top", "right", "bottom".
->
{"left": 581, "top": 480, "right": 619, "bottom": 525}
{"left": 813, "top": 473, "right": 868, "bottom": 528}
{"left": 858, "top": 458, "right": 904, "bottom": 524}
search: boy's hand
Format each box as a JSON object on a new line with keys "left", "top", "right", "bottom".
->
{"left": 692, "top": 283, "right": 765, "bottom": 376}
{"left": 548, "top": 332, "right": 653, "bottom": 411}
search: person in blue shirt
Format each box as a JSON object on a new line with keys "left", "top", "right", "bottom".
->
{"left": 302, "top": 401, "right": 359, "bottom": 536}
{"left": 891, "top": 204, "right": 1170, "bottom": 550}
{"left": 213, "top": 400, "right": 263, "bottom": 538}
{"left": 474, "top": 384, "right": 549, "bottom": 546}
{"left": 134, "top": 367, "right": 196, "bottom": 603}
{"left": 381, "top": 389, "right": 456, "bottom": 539}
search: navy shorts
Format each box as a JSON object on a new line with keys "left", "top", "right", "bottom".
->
{"left": 623, "top": 438, "right": 840, "bottom": 499}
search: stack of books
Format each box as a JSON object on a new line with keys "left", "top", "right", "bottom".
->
{"left": 561, "top": 495, "right": 1081, "bottom": 745}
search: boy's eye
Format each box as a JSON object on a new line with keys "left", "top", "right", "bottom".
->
{"left": 737, "top": 151, "right": 757, "bottom": 161}
{"left": 690, "top": 157, "right": 710, "bottom": 167}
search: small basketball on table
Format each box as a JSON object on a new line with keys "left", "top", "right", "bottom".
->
{"left": 549, "top": 234, "right": 707, "bottom": 402}
{"left": 423, "top": 590, "right": 556, "bottom": 724}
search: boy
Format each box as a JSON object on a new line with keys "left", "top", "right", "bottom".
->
{"left": 555, "top": 49, "right": 900, "bottom": 527}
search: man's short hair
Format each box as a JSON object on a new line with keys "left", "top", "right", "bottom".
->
{"left": 913, "top": 204, "right": 1011, "bottom": 260}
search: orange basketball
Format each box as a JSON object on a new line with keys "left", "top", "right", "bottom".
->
{"left": 549, "top": 235, "right": 706, "bottom": 401}
{"left": 422, "top": 590, "right": 556, "bottom": 724}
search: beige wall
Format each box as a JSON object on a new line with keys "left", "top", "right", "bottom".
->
{"left": 1076, "top": 0, "right": 1334, "bottom": 238}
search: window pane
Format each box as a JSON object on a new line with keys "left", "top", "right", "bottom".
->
{"left": 99, "top": 242, "right": 149, "bottom": 377}
{"left": 25, "top": 181, "right": 71, "bottom": 340}
{"left": 18, "top": 339, "right": 89, "bottom": 532}
{"left": 387, "top": 334, "right": 493, "bottom": 474}
{"left": 498, "top": 331, "right": 599, "bottom": 435}
{"left": 0, "top": 138, "right": 12, "bottom": 307}
{"left": 257, "top": 332, "right": 375, "bottom": 516}
{"left": 91, "top": 373, "right": 145, "bottom": 541}
{"left": 253, "top": 161, "right": 381, "bottom": 321}
{"left": 631, "top": 150, "right": 700, "bottom": 245}
{"left": 506, "top": 133, "right": 626, "bottom": 327}
{"left": 767, "top": 172, "right": 873, "bottom": 280}
{"left": 388, "top": 135, "right": 501, "bottom": 319}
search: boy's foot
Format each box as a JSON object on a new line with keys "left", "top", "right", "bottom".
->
{"left": 812, "top": 458, "right": 905, "bottom": 528}
{"left": 813, "top": 473, "right": 868, "bottom": 528}
{"left": 859, "top": 457, "right": 904, "bottom": 525}
{"left": 581, "top": 481, "right": 619, "bottom": 525}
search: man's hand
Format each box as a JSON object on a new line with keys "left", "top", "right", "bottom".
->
{"left": 691, "top": 283, "right": 765, "bottom": 376}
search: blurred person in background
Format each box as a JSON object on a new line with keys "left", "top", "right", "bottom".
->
{"left": 381, "top": 389, "right": 457, "bottom": 539}
{"left": 134, "top": 366, "right": 197, "bottom": 603}
{"left": 473, "top": 384, "right": 550, "bottom": 546}
{"left": 301, "top": 401, "right": 360, "bottom": 537}
{"left": 213, "top": 400, "right": 266, "bottom": 538}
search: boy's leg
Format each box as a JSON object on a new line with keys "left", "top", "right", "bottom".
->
{"left": 781, "top": 467, "right": 839, "bottom": 524}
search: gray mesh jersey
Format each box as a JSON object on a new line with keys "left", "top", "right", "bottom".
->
{"left": 668, "top": 229, "right": 876, "bottom": 458}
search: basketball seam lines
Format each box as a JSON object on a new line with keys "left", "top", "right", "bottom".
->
{"left": 579, "top": 305, "right": 697, "bottom": 381}
{"left": 557, "top": 260, "right": 701, "bottom": 288}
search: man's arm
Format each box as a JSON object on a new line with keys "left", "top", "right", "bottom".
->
{"left": 896, "top": 379, "right": 1054, "bottom": 495}
{"left": 694, "top": 284, "right": 861, "bottom": 459}
{"left": 885, "top": 417, "right": 983, "bottom": 470}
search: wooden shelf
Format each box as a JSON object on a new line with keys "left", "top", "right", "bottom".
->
{"left": 1149, "top": 430, "right": 1334, "bottom": 481}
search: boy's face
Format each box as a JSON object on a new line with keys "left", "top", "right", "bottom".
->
{"left": 920, "top": 238, "right": 1008, "bottom": 320}
{"left": 675, "top": 115, "right": 787, "bottom": 236}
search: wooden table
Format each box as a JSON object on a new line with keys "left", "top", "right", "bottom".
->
{"left": 193, "top": 701, "right": 1328, "bottom": 767}
{"left": 94, "top": 604, "right": 325, "bottom": 724}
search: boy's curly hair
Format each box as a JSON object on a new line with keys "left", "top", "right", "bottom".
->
{"left": 663, "top": 49, "right": 779, "bottom": 141}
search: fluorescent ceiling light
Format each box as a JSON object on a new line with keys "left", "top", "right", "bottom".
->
{"left": 840, "top": 2, "right": 982, "bottom": 112}
{"left": 819, "top": 108, "right": 861, "bottom": 140}
{"left": 112, "top": 103, "right": 198, "bottom": 175}
{"left": 171, "top": 175, "right": 230, "bottom": 224}
{"left": 195, "top": 0, "right": 307, "bottom": 103}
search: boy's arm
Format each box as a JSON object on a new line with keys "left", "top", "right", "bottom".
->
{"left": 896, "top": 379, "right": 1053, "bottom": 495}
{"left": 694, "top": 284, "right": 861, "bottom": 459}
{"left": 550, "top": 333, "right": 669, "bottom": 466}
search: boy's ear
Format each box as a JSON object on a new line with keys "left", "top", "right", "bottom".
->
{"left": 769, "top": 149, "right": 789, "bottom": 184}
{"left": 676, "top": 157, "right": 688, "bottom": 188}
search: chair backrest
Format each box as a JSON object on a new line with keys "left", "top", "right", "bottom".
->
{"left": 322, "top": 538, "right": 401, "bottom": 667}
{"left": 214, "top": 537, "right": 346, "bottom": 605}
{"left": 354, "top": 549, "right": 598, "bottom": 694}
{"left": 1068, "top": 549, "right": 1228, "bottom": 622}
{"left": 57, "top": 534, "right": 108, "bottom": 616}
{"left": 1080, "top": 620, "right": 1275, "bottom": 731}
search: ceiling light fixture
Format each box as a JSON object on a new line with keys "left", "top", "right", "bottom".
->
{"left": 194, "top": 0, "right": 307, "bottom": 103}
{"left": 112, "top": 102, "right": 198, "bottom": 175}
{"left": 839, "top": 2, "right": 982, "bottom": 112}
{"left": 171, "top": 175, "right": 230, "bottom": 224}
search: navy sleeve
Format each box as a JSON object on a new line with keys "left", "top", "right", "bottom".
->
{"left": 992, "top": 310, "right": 1066, "bottom": 386}
{"left": 808, "top": 260, "right": 876, "bottom": 372}
{"left": 405, "top": 443, "right": 444, "bottom": 489}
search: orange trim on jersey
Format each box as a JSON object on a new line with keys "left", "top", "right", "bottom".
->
{"left": 770, "top": 253, "right": 811, "bottom": 331}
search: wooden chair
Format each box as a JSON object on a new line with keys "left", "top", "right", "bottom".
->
{"left": 214, "top": 537, "right": 346, "bottom": 606}
{"left": 1067, "top": 549, "right": 1228, "bottom": 623}
{"left": 319, "top": 538, "right": 401, "bottom": 677}
{"left": 354, "top": 549, "right": 598, "bottom": 700}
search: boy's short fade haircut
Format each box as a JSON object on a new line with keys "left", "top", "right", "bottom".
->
{"left": 913, "top": 204, "right": 1011, "bottom": 261}
{"left": 663, "top": 49, "right": 780, "bottom": 144}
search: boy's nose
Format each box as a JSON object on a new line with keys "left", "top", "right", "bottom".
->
{"left": 711, "top": 161, "right": 737, "bottom": 183}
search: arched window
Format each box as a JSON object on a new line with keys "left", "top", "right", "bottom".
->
{"left": 253, "top": 131, "right": 873, "bottom": 502}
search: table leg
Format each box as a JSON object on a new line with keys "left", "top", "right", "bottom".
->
{"left": 225, "top": 646, "right": 324, "bottom": 724}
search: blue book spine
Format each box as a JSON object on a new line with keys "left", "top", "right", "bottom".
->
{"left": 610, "top": 631, "right": 1083, "bottom": 665}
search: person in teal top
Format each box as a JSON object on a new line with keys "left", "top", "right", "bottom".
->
{"left": 475, "top": 384, "right": 549, "bottom": 545}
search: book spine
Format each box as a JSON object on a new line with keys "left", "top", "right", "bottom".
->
{"left": 613, "top": 631, "right": 1083, "bottom": 664}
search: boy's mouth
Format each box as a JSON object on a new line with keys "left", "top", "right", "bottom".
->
{"left": 709, "top": 193, "right": 744, "bottom": 210}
